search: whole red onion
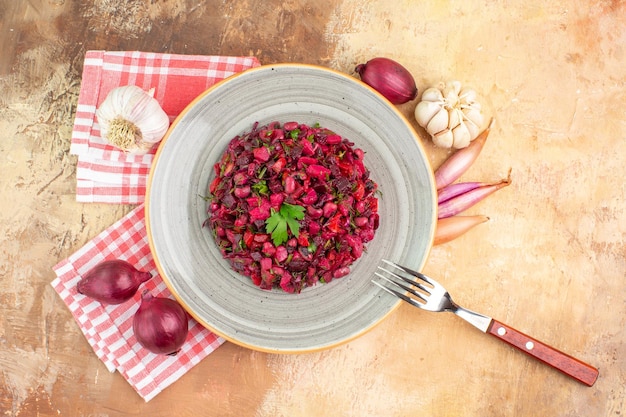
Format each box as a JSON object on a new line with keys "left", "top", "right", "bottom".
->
{"left": 132, "top": 291, "right": 189, "bottom": 355}
{"left": 355, "top": 57, "right": 418, "bottom": 104}
{"left": 76, "top": 259, "right": 152, "bottom": 304}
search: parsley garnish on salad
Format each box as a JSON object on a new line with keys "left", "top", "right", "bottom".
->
{"left": 265, "top": 203, "right": 305, "bottom": 246}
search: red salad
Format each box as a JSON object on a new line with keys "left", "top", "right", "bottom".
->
{"left": 205, "top": 121, "right": 379, "bottom": 293}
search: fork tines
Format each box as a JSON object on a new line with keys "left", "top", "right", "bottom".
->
{"left": 372, "top": 260, "right": 433, "bottom": 307}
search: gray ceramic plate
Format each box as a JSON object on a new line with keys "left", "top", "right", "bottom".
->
{"left": 146, "top": 64, "right": 436, "bottom": 353}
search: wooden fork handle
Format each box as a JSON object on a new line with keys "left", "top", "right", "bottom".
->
{"left": 486, "top": 319, "right": 599, "bottom": 386}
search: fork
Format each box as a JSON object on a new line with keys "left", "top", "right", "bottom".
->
{"left": 373, "top": 259, "right": 599, "bottom": 386}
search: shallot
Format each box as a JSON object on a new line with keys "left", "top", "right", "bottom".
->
{"left": 76, "top": 259, "right": 152, "bottom": 304}
{"left": 438, "top": 176, "right": 511, "bottom": 205}
{"left": 437, "top": 171, "right": 511, "bottom": 219}
{"left": 434, "top": 215, "right": 489, "bottom": 245}
{"left": 355, "top": 57, "right": 418, "bottom": 104}
{"left": 434, "top": 118, "right": 494, "bottom": 190}
{"left": 438, "top": 181, "right": 483, "bottom": 205}
{"left": 133, "top": 291, "right": 189, "bottom": 355}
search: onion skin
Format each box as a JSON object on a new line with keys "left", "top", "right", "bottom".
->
{"left": 434, "top": 118, "right": 494, "bottom": 190}
{"left": 437, "top": 181, "right": 484, "bottom": 205}
{"left": 355, "top": 57, "right": 418, "bottom": 104}
{"left": 434, "top": 215, "right": 489, "bottom": 245}
{"left": 76, "top": 259, "right": 152, "bottom": 304}
{"left": 133, "top": 291, "right": 189, "bottom": 355}
{"left": 437, "top": 171, "right": 511, "bottom": 219}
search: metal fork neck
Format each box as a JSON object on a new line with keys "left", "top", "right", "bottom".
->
{"left": 448, "top": 304, "right": 492, "bottom": 332}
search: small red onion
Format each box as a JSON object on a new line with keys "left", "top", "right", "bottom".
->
{"left": 355, "top": 57, "right": 418, "bottom": 104}
{"left": 76, "top": 259, "right": 152, "bottom": 304}
{"left": 133, "top": 291, "right": 189, "bottom": 355}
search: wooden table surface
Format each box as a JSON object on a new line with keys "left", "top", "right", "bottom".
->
{"left": 1, "top": 1, "right": 624, "bottom": 415}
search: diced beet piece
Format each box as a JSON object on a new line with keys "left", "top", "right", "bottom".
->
{"left": 254, "top": 233, "right": 269, "bottom": 243}
{"left": 297, "top": 156, "right": 318, "bottom": 167}
{"left": 280, "top": 272, "right": 296, "bottom": 293}
{"left": 322, "top": 202, "right": 338, "bottom": 218}
{"left": 301, "top": 139, "right": 315, "bottom": 156}
{"left": 301, "top": 188, "right": 318, "bottom": 205}
{"left": 222, "top": 193, "right": 236, "bottom": 209}
{"left": 272, "top": 157, "right": 286, "bottom": 173}
{"left": 283, "top": 121, "right": 299, "bottom": 131}
{"left": 234, "top": 186, "right": 251, "bottom": 198}
{"left": 332, "top": 267, "right": 350, "bottom": 279}
{"left": 369, "top": 213, "right": 380, "bottom": 230}
{"left": 344, "top": 235, "right": 363, "bottom": 258}
{"left": 275, "top": 246, "right": 288, "bottom": 263}
{"left": 253, "top": 146, "right": 270, "bottom": 162}
{"left": 284, "top": 175, "right": 296, "bottom": 194}
{"left": 306, "top": 164, "right": 331, "bottom": 180}
{"left": 260, "top": 257, "right": 272, "bottom": 271}
{"left": 308, "top": 221, "right": 321, "bottom": 235}
{"left": 270, "top": 193, "right": 284, "bottom": 209}
{"left": 307, "top": 206, "right": 323, "bottom": 219}
{"left": 209, "top": 177, "right": 221, "bottom": 194}
{"left": 354, "top": 216, "right": 368, "bottom": 227}
{"left": 271, "top": 129, "right": 284, "bottom": 140}
{"left": 249, "top": 206, "right": 270, "bottom": 221}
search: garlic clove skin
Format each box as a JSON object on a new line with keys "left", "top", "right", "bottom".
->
{"left": 420, "top": 87, "right": 444, "bottom": 103}
{"left": 96, "top": 85, "right": 170, "bottom": 155}
{"left": 443, "top": 81, "right": 462, "bottom": 107}
{"left": 452, "top": 122, "right": 471, "bottom": 149}
{"left": 426, "top": 108, "right": 449, "bottom": 136}
{"left": 459, "top": 88, "right": 478, "bottom": 105}
{"left": 433, "top": 129, "right": 454, "bottom": 148}
{"left": 448, "top": 108, "right": 463, "bottom": 130}
{"left": 462, "top": 105, "right": 484, "bottom": 128}
{"left": 464, "top": 117, "right": 481, "bottom": 139}
{"left": 414, "top": 100, "right": 442, "bottom": 128}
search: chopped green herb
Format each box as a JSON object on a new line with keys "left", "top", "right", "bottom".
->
{"left": 289, "top": 129, "right": 300, "bottom": 139}
{"left": 265, "top": 203, "right": 305, "bottom": 246}
{"left": 252, "top": 180, "right": 269, "bottom": 196}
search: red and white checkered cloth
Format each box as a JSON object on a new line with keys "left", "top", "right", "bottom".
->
{"left": 71, "top": 50, "right": 260, "bottom": 204}
{"left": 51, "top": 51, "right": 261, "bottom": 400}
{"left": 51, "top": 205, "right": 225, "bottom": 401}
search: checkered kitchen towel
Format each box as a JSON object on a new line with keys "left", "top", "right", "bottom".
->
{"left": 71, "top": 50, "right": 260, "bottom": 204}
{"left": 51, "top": 205, "right": 225, "bottom": 401}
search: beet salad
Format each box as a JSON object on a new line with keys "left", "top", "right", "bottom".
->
{"left": 204, "top": 121, "right": 379, "bottom": 293}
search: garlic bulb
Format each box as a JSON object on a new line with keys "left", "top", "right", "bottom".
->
{"left": 414, "top": 81, "right": 484, "bottom": 149}
{"left": 96, "top": 85, "right": 170, "bottom": 154}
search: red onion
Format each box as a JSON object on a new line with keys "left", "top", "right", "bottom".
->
{"left": 132, "top": 291, "right": 189, "bottom": 355}
{"left": 76, "top": 259, "right": 152, "bottom": 304}
{"left": 355, "top": 57, "right": 418, "bottom": 104}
